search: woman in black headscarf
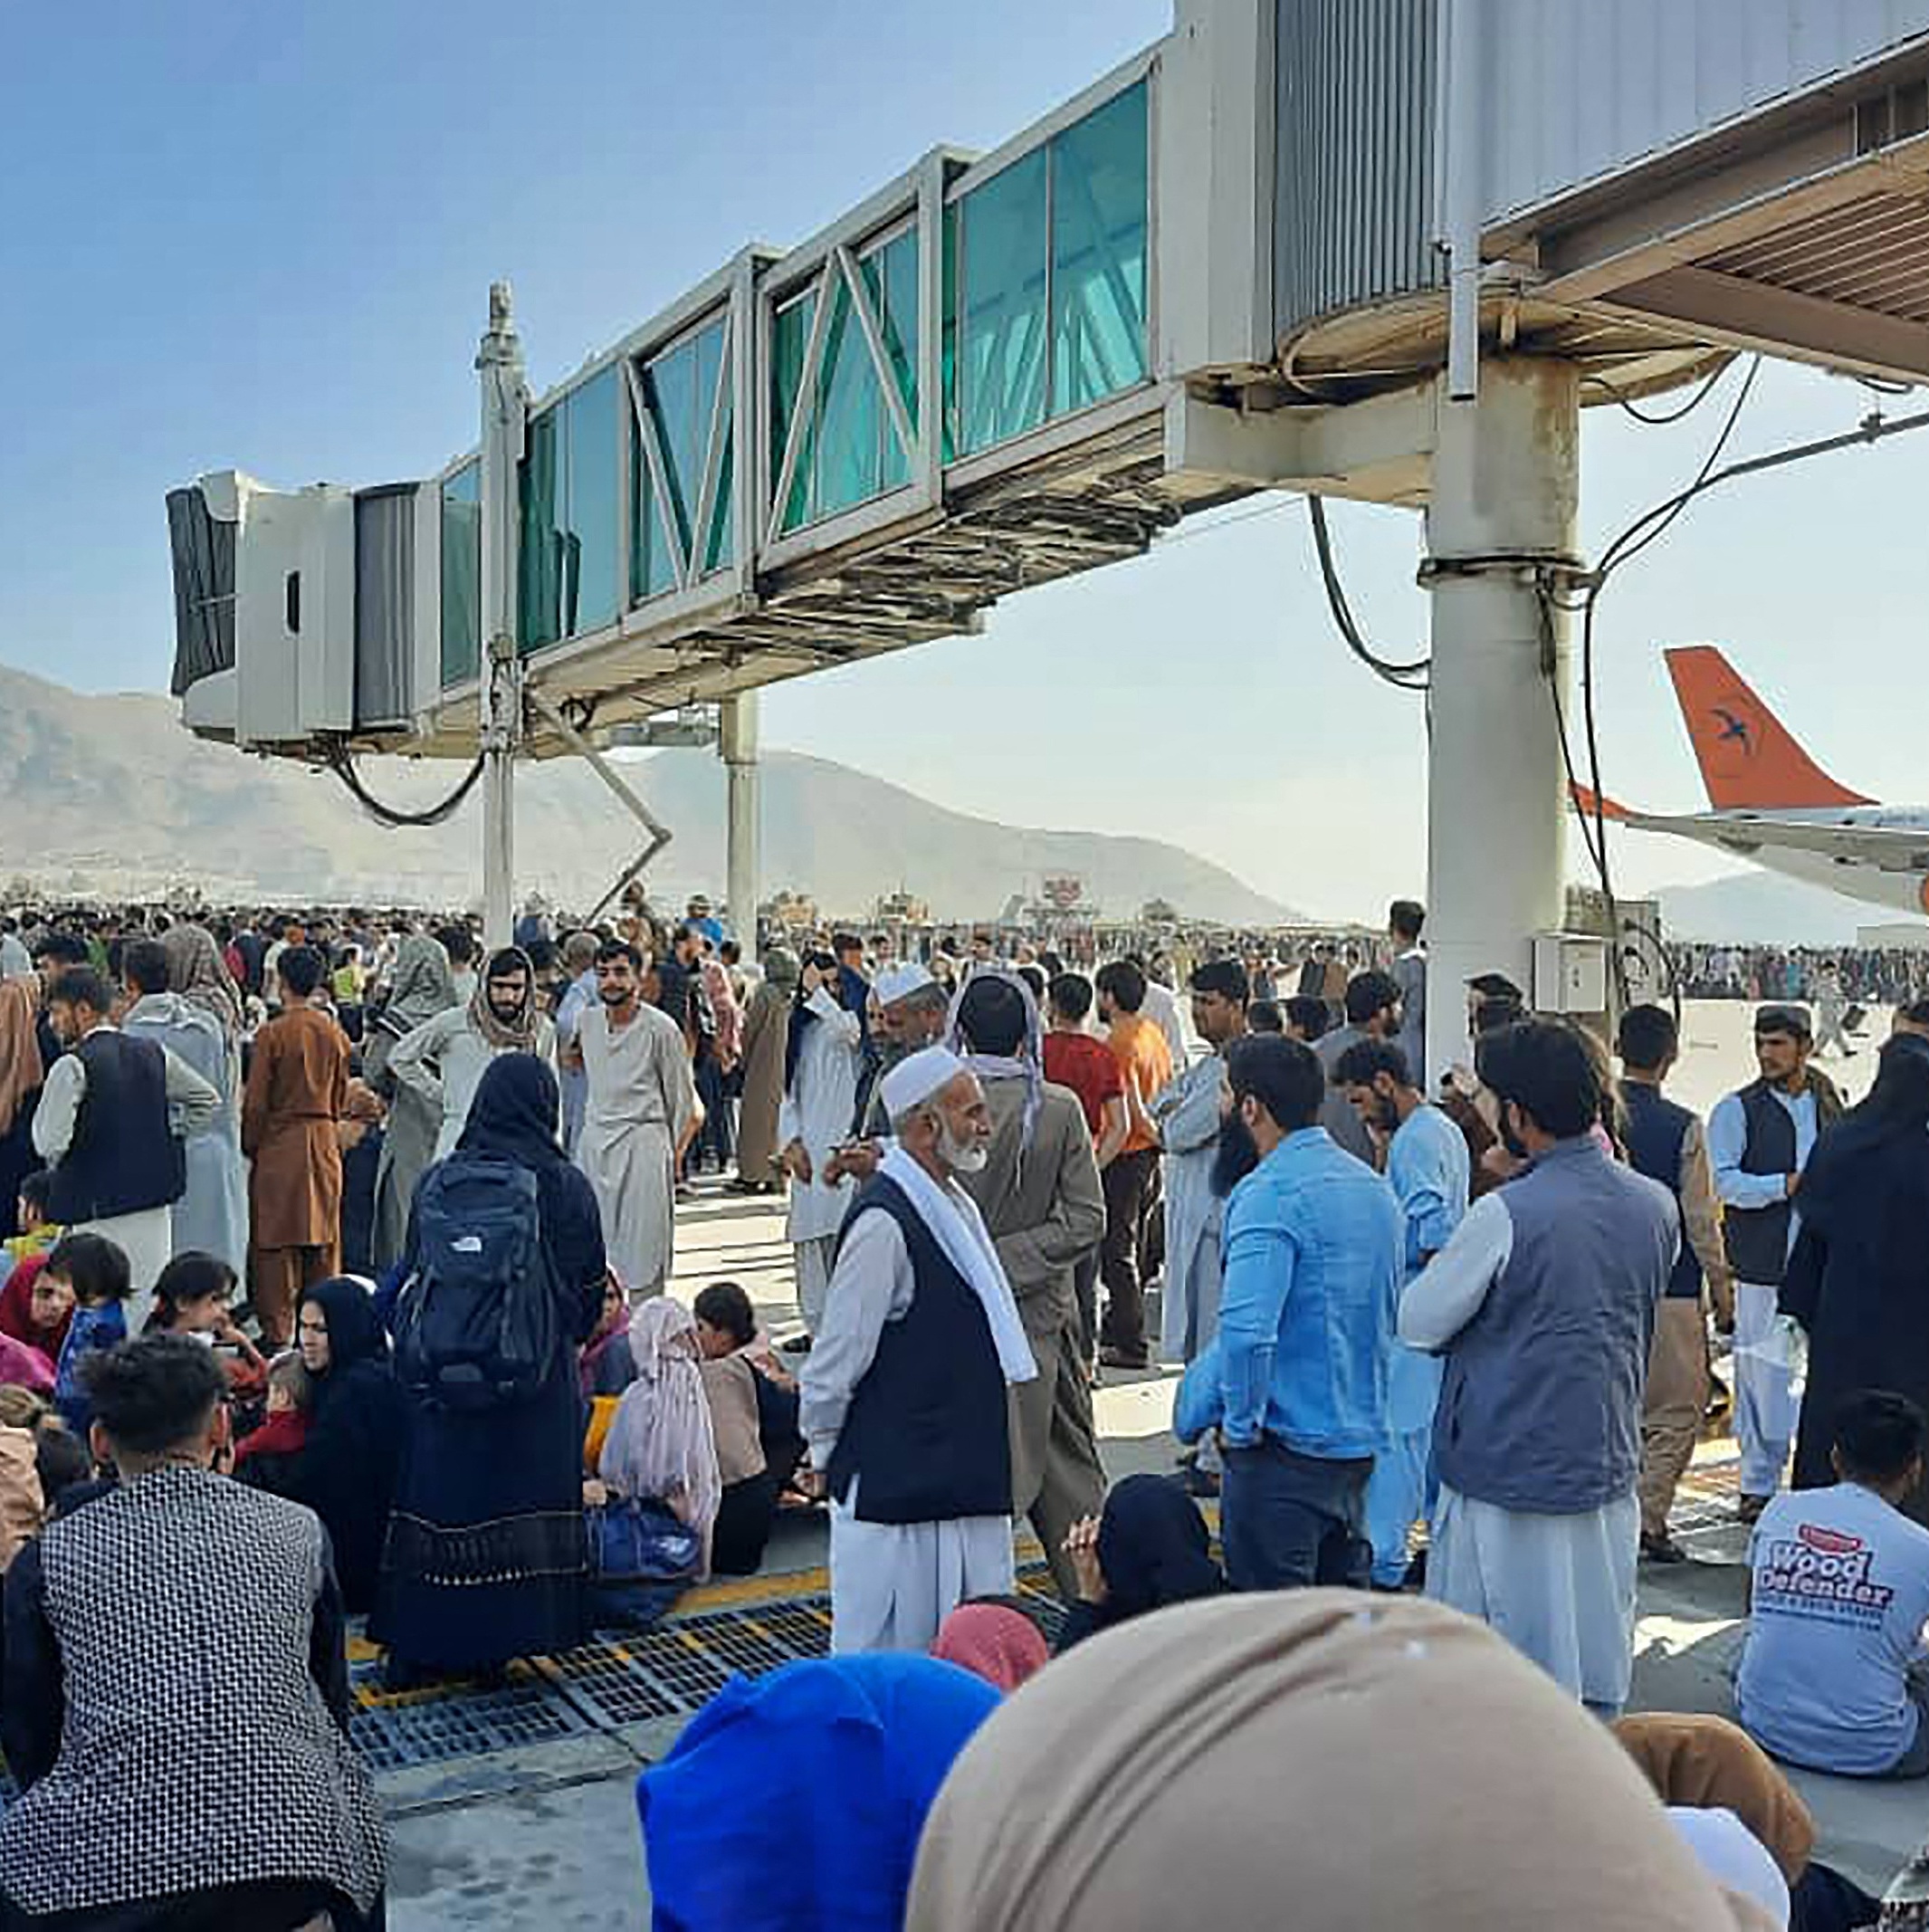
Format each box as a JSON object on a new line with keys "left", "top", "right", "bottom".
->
{"left": 1055, "top": 1473, "right": 1226, "bottom": 1652}
{"left": 371, "top": 1053, "right": 606, "bottom": 1683}
{"left": 246, "top": 1274, "right": 409, "bottom": 1615}
{"left": 1784, "top": 1034, "right": 1929, "bottom": 1525}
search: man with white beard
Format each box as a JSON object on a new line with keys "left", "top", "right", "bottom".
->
{"left": 801, "top": 1047, "right": 1037, "bottom": 1652}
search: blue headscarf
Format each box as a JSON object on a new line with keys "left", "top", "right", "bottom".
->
{"left": 638, "top": 1655, "right": 998, "bottom": 1930}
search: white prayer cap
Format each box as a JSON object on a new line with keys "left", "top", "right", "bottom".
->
{"left": 874, "top": 961, "right": 937, "bottom": 1009}
{"left": 880, "top": 1045, "right": 969, "bottom": 1122}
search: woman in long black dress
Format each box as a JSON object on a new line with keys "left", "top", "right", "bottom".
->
{"left": 260, "top": 1275, "right": 409, "bottom": 1614}
{"left": 373, "top": 1053, "right": 606, "bottom": 1681}
{"left": 1784, "top": 1033, "right": 1929, "bottom": 1525}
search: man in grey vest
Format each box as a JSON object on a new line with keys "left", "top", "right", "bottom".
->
{"left": 1400, "top": 1019, "right": 1678, "bottom": 1716}
{"left": 1707, "top": 1004, "right": 1846, "bottom": 1522}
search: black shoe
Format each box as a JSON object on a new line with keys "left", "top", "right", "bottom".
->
{"left": 1179, "top": 1464, "right": 1220, "bottom": 1499}
{"left": 779, "top": 1333, "right": 813, "bottom": 1356}
{"left": 1097, "top": 1344, "right": 1151, "bottom": 1372}
{"left": 1641, "top": 1531, "right": 1689, "bottom": 1564}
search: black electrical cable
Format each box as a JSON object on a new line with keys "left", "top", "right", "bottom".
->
{"left": 1581, "top": 356, "right": 1736, "bottom": 426}
{"left": 325, "top": 745, "right": 486, "bottom": 829}
{"left": 1305, "top": 494, "right": 1430, "bottom": 688}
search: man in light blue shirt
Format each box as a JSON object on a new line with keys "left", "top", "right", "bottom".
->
{"left": 1175, "top": 1034, "right": 1402, "bottom": 1591}
{"left": 1738, "top": 1390, "right": 1929, "bottom": 1778}
{"left": 1707, "top": 1006, "right": 1846, "bottom": 1516}
{"left": 1334, "top": 1037, "right": 1470, "bottom": 1588}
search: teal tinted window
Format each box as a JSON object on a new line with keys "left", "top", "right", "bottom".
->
{"left": 562, "top": 368, "right": 620, "bottom": 636}
{"left": 812, "top": 275, "right": 883, "bottom": 523}
{"left": 1051, "top": 82, "right": 1149, "bottom": 415}
{"left": 519, "top": 406, "right": 563, "bottom": 653}
{"left": 771, "top": 292, "right": 816, "bottom": 536}
{"left": 950, "top": 81, "right": 1149, "bottom": 457}
{"left": 439, "top": 461, "right": 481, "bottom": 686}
{"left": 956, "top": 148, "right": 1047, "bottom": 455}
{"left": 774, "top": 228, "right": 920, "bottom": 536}
{"left": 630, "top": 314, "right": 732, "bottom": 604}
{"left": 869, "top": 229, "right": 920, "bottom": 493}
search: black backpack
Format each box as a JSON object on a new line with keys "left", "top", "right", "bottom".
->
{"left": 392, "top": 1152, "right": 558, "bottom": 1411}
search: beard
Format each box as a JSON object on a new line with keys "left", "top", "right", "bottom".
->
{"left": 1499, "top": 1114, "right": 1530, "bottom": 1160}
{"left": 599, "top": 985, "right": 632, "bottom": 1007}
{"left": 941, "top": 1127, "right": 989, "bottom": 1173}
{"left": 1211, "top": 1113, "right": 1260, "bottom": 1198}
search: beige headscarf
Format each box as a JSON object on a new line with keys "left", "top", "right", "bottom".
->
{"left": 908, "top": 1592, "right": 1775, "bottom": 1932}
{"left": 159, "top": 923, "right": 244, "bottom": 1040}
{"left": 0, "top": 979, "right": 44, "bottom": 1136}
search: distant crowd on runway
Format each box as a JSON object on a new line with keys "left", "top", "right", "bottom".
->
{"left": 1674, "top": 942, "right": 1929, "bottom": 1013}
{"left": 3, "top": 891, "right": 1929, "bottom": 1927}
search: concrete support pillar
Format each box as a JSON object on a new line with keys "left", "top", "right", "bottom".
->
{"left": 1422, "top": 358, "right": 1582, "bottom": 1087}
{"left": 721, "top": 693, "right": 760, "bottom": 960}
{"left": 477, "top": 282, "right": 529, "bottom": 950}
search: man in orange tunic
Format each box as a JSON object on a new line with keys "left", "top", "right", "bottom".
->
{"left": 242, "top": 946, "right": 349, "bottom": 1347}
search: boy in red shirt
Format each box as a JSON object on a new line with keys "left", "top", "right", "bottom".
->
{"left": 1043, "top": 974, "right": 1130, "bottom": 1369}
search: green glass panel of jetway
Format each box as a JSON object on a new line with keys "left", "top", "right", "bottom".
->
{"left": 956, "top": 148, "right": 1048, "bottom": 455}
{"left": 520, "top": 406, "right": 564, "bottom": 654}
{"left": 941, "top": 205, "right": 960, "bottom": 463}
{"left": 812, "top": 275, "right": 885, "bottom": 522}
{"left": 771, "top": 290, "right": 817, "bottom": 534}
{"left": 562, "top": 366, "right": 620, "bottom": 637}
{"left": 440, "top": 461, "right": 481, "bottom": 686}
{"left": 862, "top": 228, "right": 920, "bottom": 493}
{"left": 1050, "top": 81, "right": 1148, "bottom": 417}
{"left": 629, "top": 316, "right": 731, "bottom": 604}
{"left": 704, "top": 397, "right": 734, "bottom": 573}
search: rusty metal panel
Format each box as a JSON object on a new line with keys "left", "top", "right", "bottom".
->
{"left": 1275, "top": 0, "right": 1442, "bottom": 336}
{"left": 1479, "top": 0, "right": 1929, "bottom": 228}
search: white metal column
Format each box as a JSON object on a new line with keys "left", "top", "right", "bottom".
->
{"left": 477, "top": 282, "right": 529, "bottom": 949}
{"left": 721, "top": 693, "right": 761, "bottom": 960}
{"left": 1421, "top": 358, "right": 1581, "bottom": 1086}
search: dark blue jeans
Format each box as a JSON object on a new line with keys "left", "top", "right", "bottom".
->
{"left": 1220, "top": 1437, "right": 1374, "bottom": 1592}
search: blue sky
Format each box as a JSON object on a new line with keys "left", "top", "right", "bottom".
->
{"left": 3, "top": 2, "right": 1922, "bottom": 921}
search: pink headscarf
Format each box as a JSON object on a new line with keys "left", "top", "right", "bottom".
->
{"left": 931, "top": 1603, "right": 1050, "bottom": 1695}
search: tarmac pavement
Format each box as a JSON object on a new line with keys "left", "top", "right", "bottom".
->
{"left": 389, "top": 999, "right": 1917, "bottom": 1926}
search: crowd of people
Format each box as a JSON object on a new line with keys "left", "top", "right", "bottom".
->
{"left": 3, "top": 888, "right": 1929, "bottom": 1927}
{"left": 1673, "top": 942, "right": 1929, "bottom": 1016}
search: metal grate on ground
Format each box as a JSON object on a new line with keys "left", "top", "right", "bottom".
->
{"left": 347, "top": 1661, "right": 593, "bottom": 1774}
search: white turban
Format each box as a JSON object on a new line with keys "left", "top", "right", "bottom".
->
{"left": 874, "top": 961, "right": 937, "bottom": 1009}
{"left": 880, "top": 1045, "right": 968, "bottom": 1124}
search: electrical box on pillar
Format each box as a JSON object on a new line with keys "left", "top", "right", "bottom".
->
{"left": 1532, "top": 934, "right": 1609, "bottom": 1016}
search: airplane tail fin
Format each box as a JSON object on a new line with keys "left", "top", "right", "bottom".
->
{"left": 1664, "top": 646, "right": 1872, "bottom": 810}
{"left": 1568, "top": 783, "right": 1632, "bottom": 822}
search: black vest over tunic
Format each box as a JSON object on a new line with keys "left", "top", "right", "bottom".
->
{"left": 825, "top": 1173, "right": 1012, "bottom": 1526}
{"left": 45, "top": 1030, "right": 184, "bottom": 1226}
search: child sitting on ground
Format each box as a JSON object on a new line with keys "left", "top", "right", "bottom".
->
{"left": 47, "top": 1233, "right": 132, "bottom": 1438}
{"left": 1738, "top": 1389, "right": 1929, "bottom": 1778}
{"left": 0, "top": 1172, "right": 65, "bottom": 1362}
{"left": 145, "top": 1252, "right": 269, "bottom": 1416}
{"left": 3, "top": 1171, "right": 61, "bottom": 1269}
{"left": 234, "top": 1352, "right": 313, "bottom": 1495}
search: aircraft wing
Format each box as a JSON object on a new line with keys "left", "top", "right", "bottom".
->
{"left": 1623, "top": 808, "right": 1929, "bottom": 874}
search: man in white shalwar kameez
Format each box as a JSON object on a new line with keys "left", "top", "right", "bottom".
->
{"left": 1399, "top": 1019, "right": 1677, "bottom": 1717}
{"left": 779, "top": 961, "right": 864, "bottom": 1336}
{"left": 570, "top": 942, "right": 695, "bottom": 1302}
{"left": 802, "top": 1047, "right": 1037, "bottom": 1654}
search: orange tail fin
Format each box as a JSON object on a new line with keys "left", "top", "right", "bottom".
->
{"left": 1664, "top": 646, "right": 1871, "bottom": 810}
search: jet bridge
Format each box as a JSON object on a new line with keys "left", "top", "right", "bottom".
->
{"left": 169, "top": 0, "right": 1929, "bottom": 1042}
